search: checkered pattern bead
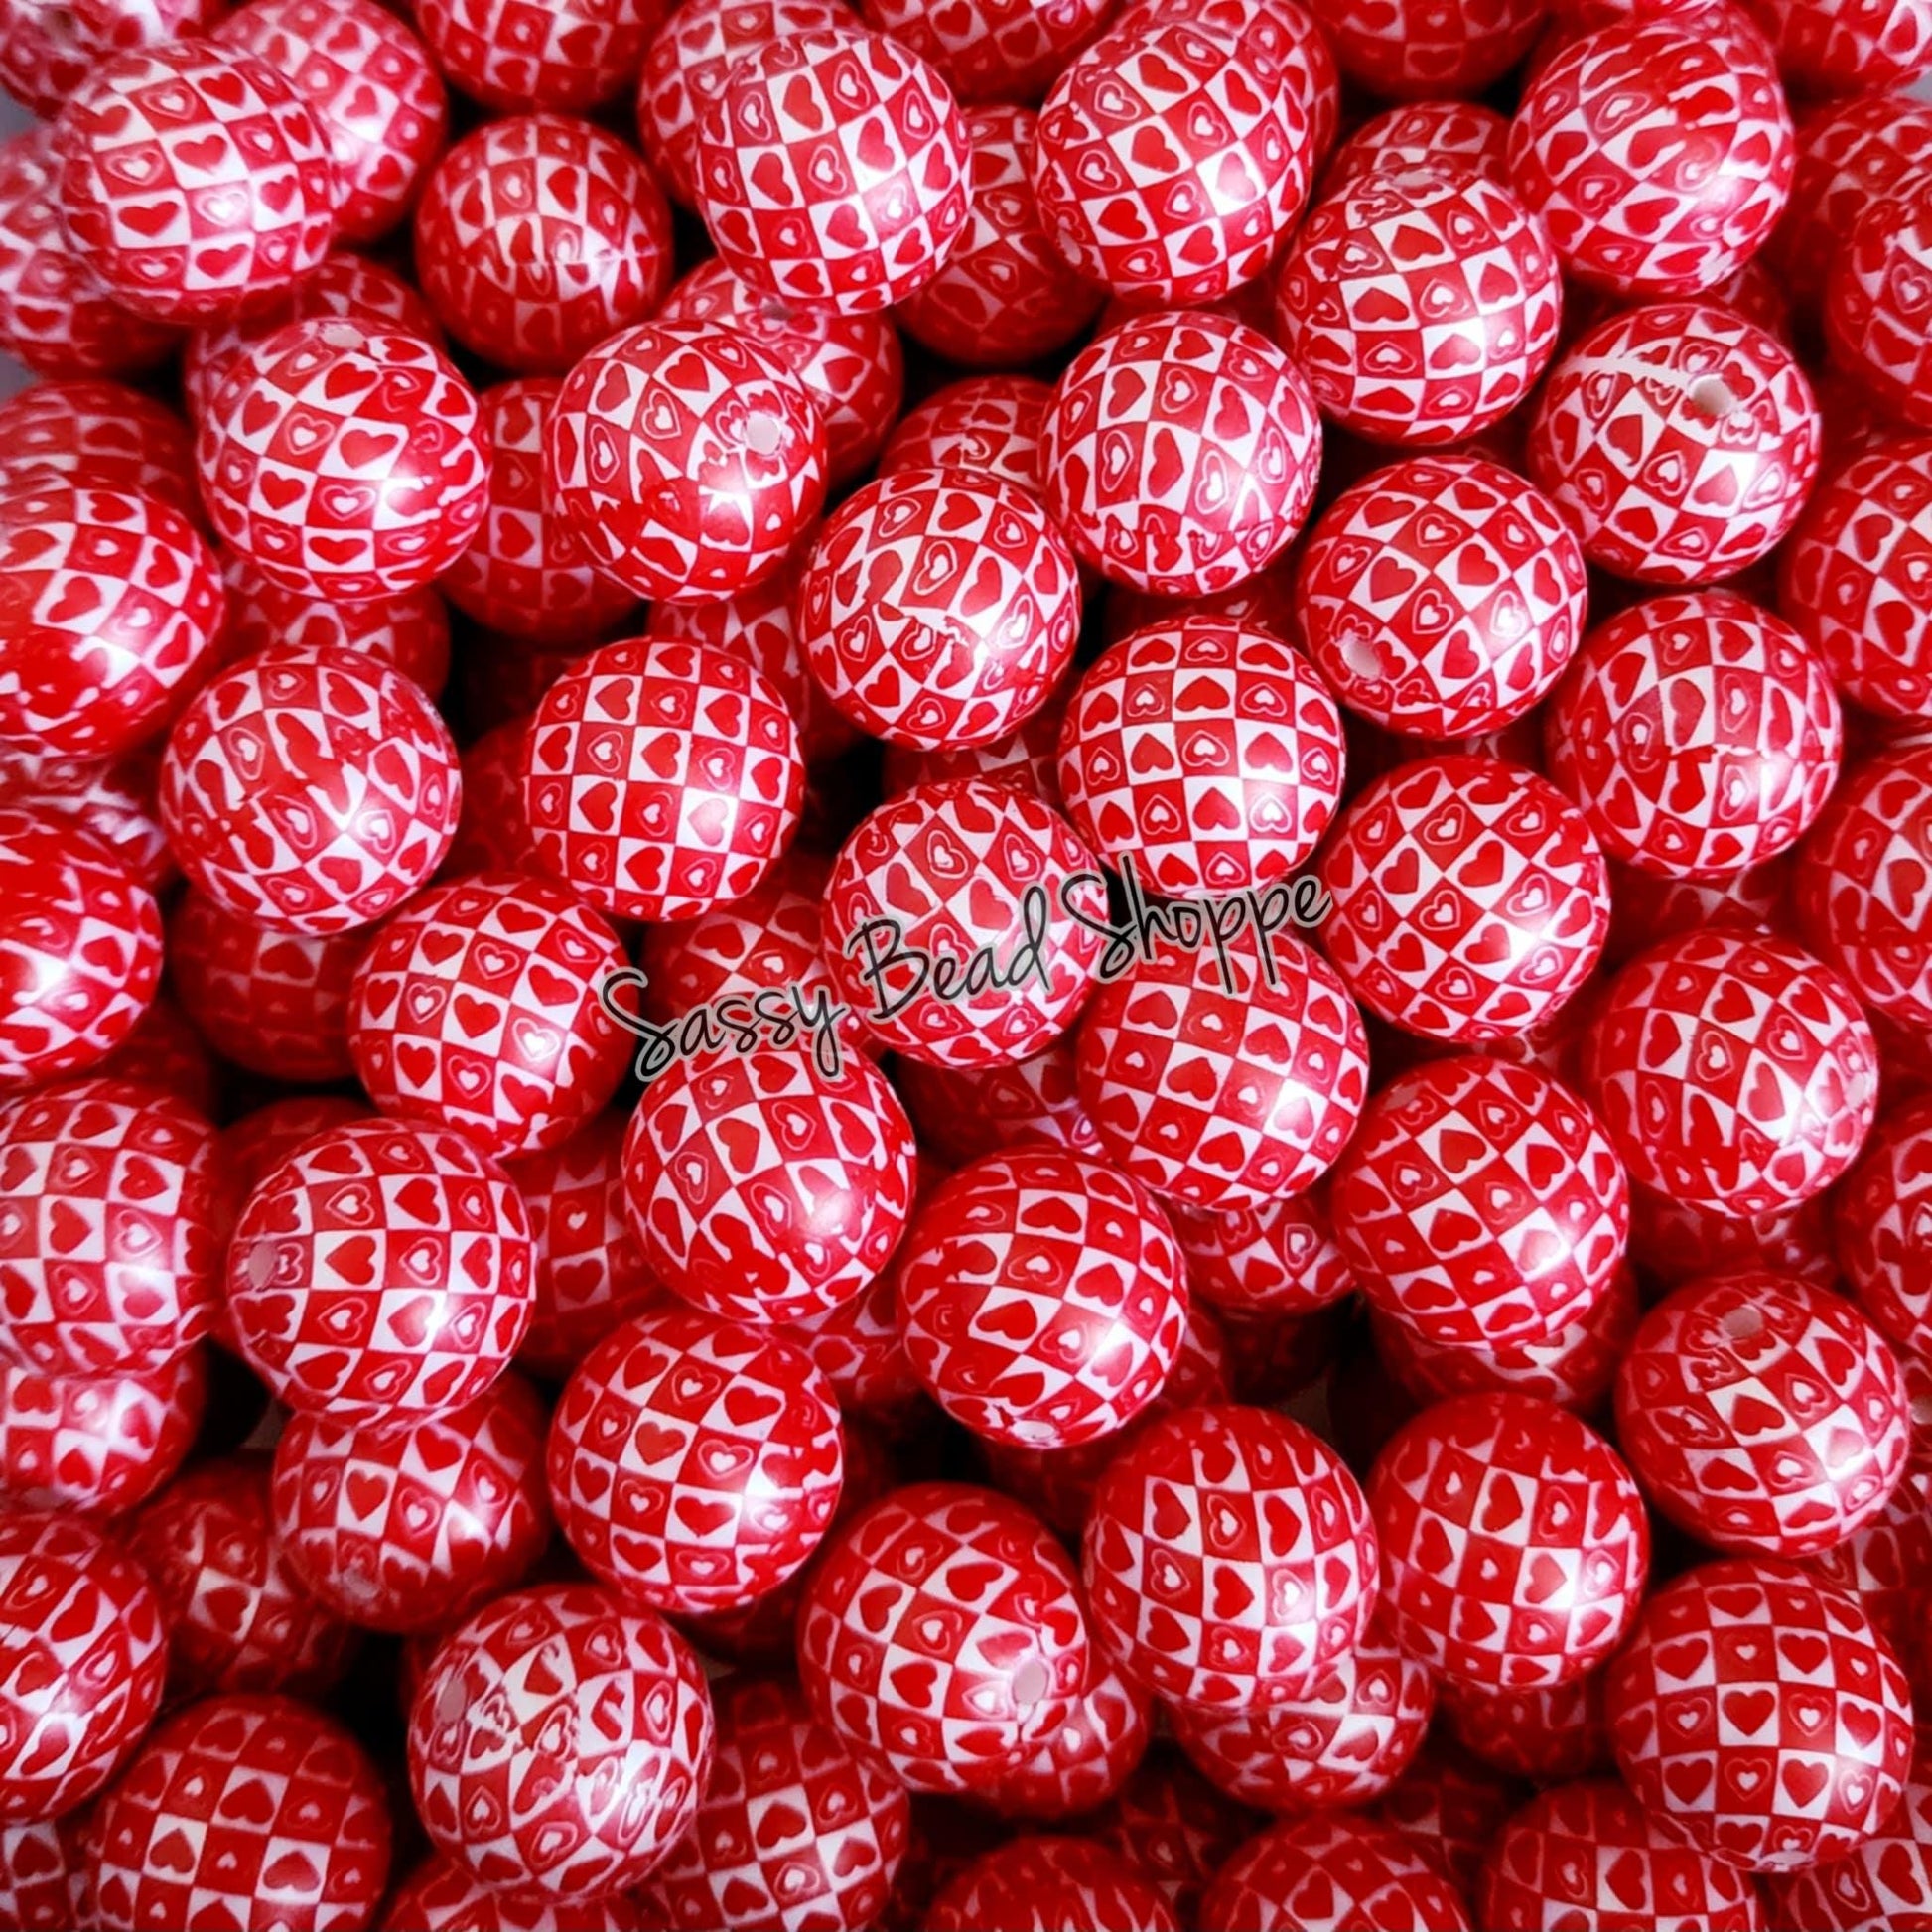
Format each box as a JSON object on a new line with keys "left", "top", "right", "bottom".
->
{"left": 1058, "top": 616, "right": 1343, "bottom": 897}
{"left": 0, "top": 474, "right": 223, "bottom": 759}
{"left": 1092, "top": 1748, "right": 1263, "bottom": 1926}
{"left": 782, "top": 1262, "right": 921, "bottom": 1423}
{"left": 636, "top": 1675, "right": 908, "bottom": 1932}
{"left": 1780, "top": 439, "right": 1932, "bottom": 723}
{"left": 1316, "top": 755, "right": 1610, "bottom": 1045}
{"left": 1370, "top": 1392, "right": 1650, "bottom": 1690}
{"left": 415, "top": 0, "right": 666, "bottom": 112}
{"left": 0, "top": 741, "right": 170, "bottom": 891}
{"left": 380, "top": 1857, "right": 652, "bottom": 1932}
{"left": 1630, "top": 1189, "right": 1840, "bottom": 1305}
{"left": 409, "top": 1584, "right": 713, "bottom": 1898}
{"left": 1837, "top": 1096, "right": 1932, "bottom": 1358}
{"left": 168, "top": 889, "right": 363, "bottom": 1084}
{"left": 1615, "top": 1269, "right": 1911, "bottom": 1560}
{"left": 656, "top": 258, "right": 903, "bottom": 488}
{"left": 1766, "top": 1766, "right": 1932, "bottom": 1929}
{"left": 94, "top": 1694, "right": 389, "bottom": 1928}
{"left": 1754, "top": 0, "right": 1932, "bottom": 95}
{"left": 1296, "top": 456, "right": 1585, "bottom": 741}
{"left": 1119, "top": 0, "right": 1339, "bottom": 155}
{"left": 1076, "top": 929, "right": 1369, "bottom": 1211}
{"left": 897, "top": 1145, "right": 1188, "bottom": 1450}
{"left": 1582, "top": 930, "right": 1879, "bottom": 1219}
{"left": 879, "top": 373, "right": 1051, "bottom": 498}
{"left": 881, "top": 673, "right": 1070, "bottom": 818}
{"left": 1507, "top": 20, "right": 1794, "bottom": 297}
{"left": 442, "top": 719, "right": 540, "bottom": 882}
{"left": 1332, "top": 1055, "right": 1629, "bottom": 1351}
{"left": 219, "top": 555, "right": 451, "bottom": 701}
{"left": 0, "top": 127, "right": 181, "bottom": 380}
{"left": 1275, "top": 167, "right": 1560, "bottom": 449}
{"left": 1321, "top": 100, "right": 1510, "bottom": 199}
{"left": 1033, "top": 20, "right": 1307, "bottom": 308}
{"left": 0, "top": 379, "right": 198, "bottom": 517}
{"left": 1480, "top": 1777, "right": 1767, "bottom": 1932}
{"left": 271, "top": 1370, "right": 550, "bottom": 1633}
{"left": 1171, "top": 1610, "right": 1432, "bottom": 1811}
{"left": 1783, "top": 104, "right": 1932, "bottom": 330}
{"left": 635, "top": 0, "right": 856, "bottom": 207}
{"left": 1168, "top": 1191, "right": 1354, "bottom": 1317}
{"left": 1371, "top": 1735, "right": 1520, "bottom": 1901}
{"left": 1828, "top": 179, "right": 1932, "bottom": 432}
{"left": 1797, "top": 745, "right": 1932, "bottom": 1031}
{"left": 220, "top": 1096, "right": 370, "bottom": 1199}
{"left": 1201, "top": 1813, "right": 1474, "bottom": 1932}
{"left": 1529, "top": 304, "right": 1821, "bottom": 586}
{"left": 506, "top": 1114, "right": 661, "bottom": 1380}
{"left": 0, "top": 1346, "right": 203, "bottom": 1518}
{"left": 0, "top": 1814, "right": 91, "bottom": 1932}
{"left": 50, "top": 41, "right": 339, "bottom": 326}
{"left": 623, "top": 1042, "right": 915, "bottom": 1326}
{"left": 415, "top": 115, "right": 671, "bottom": 378}
{"left": 1084, "top": 1404, "right": 1378, "bottom": 1710}
{"left": 225, "top": 1116, "right": 535, "bottom": 1423}
{"left": 927, "top": 1837, "right": 1180, "bottom": 1932}
{"left": 160, "top": 649, "right": 462, "bottom": 935}
{"left": 797, "top": 467, "right": 1080, "bottom": 752}
{"left": 549, "top": 1305, "right": 842, "bottom": 1616}
{"left": 978, "top": 1657, "right": 1150, "bottom": 1820}
{"left": 693, "top": 27, "right": 970, "bottom": 316}
{"left": 824, "top": 777, "right": 1107, "bottom": 1069}
{"left": 0, "top": 1077, "right": 222, "bottom": 1375}
{"left": 348, "top": 872, "right": 630, "bottom": 1162}
{"left": 548, "top": 323, "right": 826, "bottom": 605}
{"left": 197, "top": 317, "right": 489, "bottom": 602}
{"left": 897, "top": 106, "right": 1103, "bottom": 367}
{"left": 0, "top": 810, "right": 161, "bottom": 1088}
{"left": 214, "top": 0, "right": 447, "bottom": 245}
{"left": 1607, "top": 1558, "right": 1914, "bottom": 1873}
{"left": 859, "top": 0, "right": 1112, "bottom": 100}
{"left": 1041, "top": 310, "right": 1321, "bottom": 599}
{"left": 0, "top": 1513, "right": 163, "bottom": 1823}
{"left": 894, "top": 1035, "right": 1099, "bottom": 1168}
{"left": 1442, "top": 1672, "right": 1610, "bottom": 1782}
{"left": 1312, "top": 0, "right": 1542, "bottom": 95}
{"left": 124, "top": 1454, "right": 356, "bottom": 1699}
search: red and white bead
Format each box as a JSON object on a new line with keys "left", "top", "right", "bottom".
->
{"left": 414, "top": 0, "right": 666, "bottom": 112}
{"left": 1827, "top": 174, "right": 1932, "bottom": 432}
{"left": 1042, "top": 311, "right": 1321, "bottom": 598}
{"left": 1311, "top": 0, "right": 1541, "bottom": 96}
{"left": 0, "top": 378, "right": 196, "bottom": 514}
{"left": 1764, "top": 1767, "right": 1932, "bottom": 1930}
{"left": 1836, "top": 1094, "right": 1932, "bottom": 1357}
{"left": 859, "top": 0, "right": 1113, "bottom": 101}
{"left": 225, "top": 1115, "right": 534, "bottom": 1423}
{"left": 216, "top": 550, "right": 452, "bottom": 695}
{"left": 0, "top": 741, "right": 169, "bottom": 892}
{"left": 978, "top": 1657, "right": 1151, "bottom": 1820}
{"left": 926, "top": 1837, "right": 1180, "bottom": 1932}
{"left": 1201, "top": 1812, "right": 1473, "bottom": 1932}
{"left": 880, "top": 373, "right": 1051, "bottom": 498}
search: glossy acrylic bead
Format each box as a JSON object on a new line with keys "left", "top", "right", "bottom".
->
{"left": 415, "top": 0, "right": 666, "bottom": 112}
{"left": 1201, "top": 1813, "right": 1474, "bottom": 1932}
{"left": 1836, "top": 1093, "right": 1932, "bottom": 1357}
{"left": 925, "top": 1836, "right": 1180, "bottom": 1932}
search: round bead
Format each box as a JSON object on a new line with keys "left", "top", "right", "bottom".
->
{"left": 0, "top": 811, "right": 160, "bottom": 1087}
{"left": 216, "top": 553, "right": 452, "bottom": 696}
{"left": 1042, "top": 311, "right": 1320, "bottom": 598}
{"left": 168, "top": 889, "right": 364, "bottom": 1084}
{"left": 978, "top": 1656, "right": 1151, "bottom": 1819}
{"left": 1090, "top": 1746, "right": 1261, "bottom": 1925}
{"left": 784, "top": 1264, "right": 922, "bottom": 1423}
{"left": 1057, "top": 616, "right": 1343, "bottom": 897}
{"left": 125, "top": 1453, "right": 356, "bottom": 1699}
{"left": 1615, "top": 1268, "right": 1910, "bottom": 1559}
{"left": 1371, "top": 1734, "right": 1521, "bottom": 1901}
{"left": 1369, "top": 1392, "right": 1649, "bottom": 1690}
{"left": 880, "top": 373, "right": 1051, "bottom": 498}
{"left": 1321, "top": 102, "right": 1510, "bottom": 199}
{"left": 381, "top": 1860, "right": 651, "bottom": 1932}
{"left": 1747, "top": 0, "right": 1932, "bottom": 93}
{"left": 220, "top": 1094, "right": 371, "bottom": 1199}
{"left": 271, "top": 1371, "right": 549, "bottom": 1633}
{"left": 1442, "top": 1672, "right": 1610, "bottom": 1782}
{"left": 621, "top": 1041, "right": 915, "bottom": 1326}
{"left": 1315, "top": 0, "right": 1540, "bottom": 94}
{"left": 1630, "top": 1180, "right": 1839, "bottom": 1293}
{"left": 796, "top": 466, "right": 1080, "bottom": 751}
{"left": 415, "top": 0, "right": 665, "bottom": 112}
{"left": 214, "top": 0, "right": 447, "bottom": 246}
{"left": 1295, "top": 456, "right": 1586, "bottom": 740}
{"left": 1201, "top": 1814, "right": 1473, "bottom": 1932}
{"left": 0, "top": 1348, "right": 203, "bottom": 1519}
{"left": 160, "top": 648, "right": 460, "bottom": 935}
{"left": 0, "top": 379, "right": 196, "bottom": 515}
{"left": 1479, "top": 1778, "right": 1768, "bottom": 1932}
{"left": 897, "top": 1144, "right": 1188, "bottom": 1449}
{"left": 1606, "top": 1558, "right": 1914, "bottom": 1873}
{"left": 821, "top": 777, "right": 1106, "bottom": 1069}
{"left": 926, "top": 1837, "right": 1180, "bottom": 1932}
{"left": 225, "top": 1115, "right": 534, "bottom": 1423}
{"left": 1528, "top": 303, "right": 1821, "bottom": 586}
{"left": 1316, "top": 754, "right": 1609, "bottom": 1045}
{"left": 1795, "top": 744, "right": 1932, "bottom": 1031}
{"left": 92, "top": 1695, "right": 389, "bottom": 1930}
{"left": 546, "top": 322, "right": 826, "bottom": 605}
{"left": 442, "top": 379, "right": 639, "bottom": 649}
{"left": 1763, "top": 1767, "right": 1932, "bottom": 1931}
{"left": 0, "top": 1513, "right": 163, "bottom": 1822}
{"left": 50, "top": 41, "right": 339, "bottom": 326}
{"left": 1332, "top": 1054, "right": 1628, "bottom": 1351}
{"left": 1084, "top": 1403, "right": 1377, "bottom": 1710}
{"left": 859, "top": 0, "right": 1112, "bottom": 101}
{"left": 348, "top": 872, "right": 630, "bottom": 1162}
{"left": 1275, "top": 168, "right": 1560, "bottom": 448}
{"left": 1169, "top": 1191, "right": 1354, "bottom": 1318}
{"left": 1581, "top": 929, "right": 1879, "bottom": 1218}
{"left": 1507, "top": 19, "right": 1795, "bottom": 297}
{"left": 0, "top": 1815, "right": 94, "bottom": 1932}
{"left": 414, "top": 114, "right": 673, "bottom": 378}
{"left": 548, "top": 1305, "right": 842, "bottom": 1615}
{"left": 0, "top": 1077, "right": 220, "bottom": 1374}
{"left": 635, "top": 1674, "right": 908, "bottom": 1932}
{"left": 796, "top": 1481, "right": 1089, "bottom": 1795}
{"left": 409, "top": 1584, "right": 711, "bottom": 1898}
{"left": 0, "top": 474, "right": 223, "bottom": 759}
{"left": 1547, "top": 592, "right": 1841, "bottom": 880}
{"left": 1827, "top": 176, "right": 1932, "bottom": 431}
{"left": 893, "top": 1033, "right": 1098, "bottom": 1167}
{"left": 1032, "top": 20, "right": 1309, "bottom": 308}
{"left": 444, "top": 715, "right": 541, "bottom": 880}
{"left": 0, "top": 741, "right": 169, "bottom": 893}
{"left": 1836, "top": 1094, "right": 1932, "bottom": 1356}
{"left": 1076, "top": 928, "right": 1369, "bottom": 1210}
